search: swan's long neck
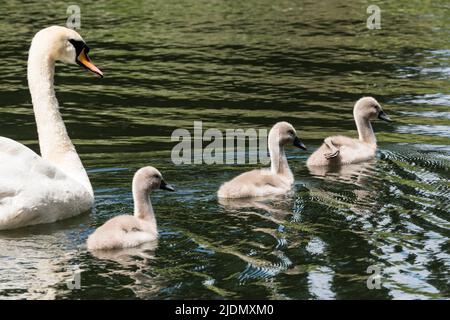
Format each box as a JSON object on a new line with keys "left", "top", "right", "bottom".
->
{"left": 268, "top": 132, "right": 292, "bottom": 177}
{"left": 27, "top": 45, "right": 93, "bottom": 196}
{"left": 133, "top": 187, "right": 157, "bottom": 234}
{"left": 355, "top": 116, "right": 376, "bottom": 145}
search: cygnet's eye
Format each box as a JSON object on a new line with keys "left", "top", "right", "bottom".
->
{"left": 287, "top": 129, "right": 295, "bottom": 136}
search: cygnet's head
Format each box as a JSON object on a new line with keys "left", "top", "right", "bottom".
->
{"left": 269, "top": 121, "right": 307, "bottom": 150}
{"left": 30, "top": 26, "right": 103, "bottom": 77}
{"left": 354, "top": 97, "right": 391, "bottom": 122}
{"left": 132, "top": 166, "right": 175, "bottom": 194}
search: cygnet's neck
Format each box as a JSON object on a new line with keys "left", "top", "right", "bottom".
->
{"left": 133, "top": 185, "right": 157, "bottom": 233}
{"left": 28, "top": 45, "right": 93, "bottom": 196}
{"left": 268, "top": 132, "right": 292, "bottom": 178}
{"left": 354, "top": 114, "right": 377, "bottom": 145}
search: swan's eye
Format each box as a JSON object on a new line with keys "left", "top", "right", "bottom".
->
{"left": 68, "top": 39, "right": 85, "bottom": 56}
{"left": 287, "top": 130, "right": 294, "bottom": 135}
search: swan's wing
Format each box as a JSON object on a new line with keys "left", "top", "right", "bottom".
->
{"left": 218, "top": 169, "right": 291, "bottom": 198}
{"left": 87, "top": 215, "right": 157, "bottom": 250}
{"left": 324, "top": 135, "right": 357, "bottom": 147}
{"left": 328, "top": 136, "right": 376, "bottom": 163}
{"left": 0, "top": 137, "right": 93, "bottom": 230}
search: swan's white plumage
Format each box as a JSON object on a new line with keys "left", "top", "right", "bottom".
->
{"left": 0, "top": 26, "right": 101, "bottom": 230}
{"left": 0, "top": 137, "right": 93, "bottom": 230}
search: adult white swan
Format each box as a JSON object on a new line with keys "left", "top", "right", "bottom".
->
{"left": 0, "top": 26, "right": 103, "bottom": 230}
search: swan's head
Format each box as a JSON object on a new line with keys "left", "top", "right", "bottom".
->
{"left": 269, "top": 121, "right": 307, "bottom": 150}
{"left": 133, "top": 166, "right": 175, "bottom": 194}
{"left": 30, "top": 26, "right": 103, "bottom": 77}
{"left": 354, "top": 97, "right": 391, "bottom": 122}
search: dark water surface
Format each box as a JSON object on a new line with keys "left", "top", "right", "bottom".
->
{"left": 0, "top": 0, "right": 449, "bottom": 299}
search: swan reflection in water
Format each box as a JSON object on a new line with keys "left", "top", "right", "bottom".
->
{"left": 218, "top": 194, "right": 296, "bottom": 222}
{"left": 0, "top": 217, "right": 90, "bottom": 299}
{"left": 89, "top": 241, "right": 158, "bottom": 262}
{"left": 88, "top": 241, "right": 164, "bottom": 299}
{"left": 218, "top": 188, "right": 334, "bottom": 298}
{"left": 307, "top": 160, "right": 380, "bottom": 214}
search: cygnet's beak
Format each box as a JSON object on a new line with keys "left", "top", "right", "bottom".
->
{"left": 160, "top": 179, "right": 175, "bottom": 192}
{"left": 378, "top": 110, "right": 392, "bottom": 122}
{"left": 293, "top": 136, "right": 307, "bottom": 150}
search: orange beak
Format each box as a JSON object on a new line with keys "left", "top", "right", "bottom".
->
{"left": 76, "top": 47, "right": 103, "bottom": 78}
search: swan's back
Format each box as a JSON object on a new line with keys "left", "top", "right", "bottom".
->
{"left": 306, "top": 135, "right": 376, "bottom": 166}
{"left": 217, "top": 169, "right": 292, "bottom": 198}
{"left": 87, "top": 215, "right": 157, "bottom": 250}
{"left": 0, "top": 137, "right": 93, "bottom": 230}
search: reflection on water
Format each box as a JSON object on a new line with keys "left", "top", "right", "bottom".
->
{"left": 89, "top": 242, "right": 158, "bottom": 263}
{"left": 0, "top": 0, "right": 449, "bottom": 299}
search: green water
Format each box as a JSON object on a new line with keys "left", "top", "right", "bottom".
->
{"left": 0, "top": 0, "right": 449, "bottom": 299}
